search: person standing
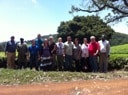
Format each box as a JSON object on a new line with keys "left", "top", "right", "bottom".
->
{"left": 98, "top": 35, "right": 110, "bottom": 73}
{"left": 35, "top": 34, "right": 43, "bottom": 56}
{"left": 64, "top": 36, "right": 74, "bottom": 71}
{"left": 81, "top": 38, "right": 90, "bottom": 72}
{"left": 17, "top": 38, "right": 28, "bottom": 69}
{"left": 28, "top": 40, "right": 39, "bottom": 70}
{"left": 40, "top": 39, "right": 52, "bottom": 71}
{"left": 73, "top": 38, "right": 81, "bottom": 72}
{"left": 49, "top": 36, "right": 57, "bottom": 70}
{"left": 5, "top": 36, "right": 17, "bottom": 69}
{"left": 88, "top": 36, "right": 99, "bottom": 72}
{"left": 56, "top": 37, "right": 64, "bottom": 71}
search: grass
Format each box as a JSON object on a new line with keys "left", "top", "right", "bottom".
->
{"left": 0, "top": 52, "right": 5, "bottom": 58}
{"left": 111, "top": 44, "right": 128, "bottom": 54}
{"left": 0, "top": 68, "right": 127, "bottom": 85}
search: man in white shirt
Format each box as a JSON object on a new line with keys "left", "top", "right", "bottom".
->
{"left": 98, "top": 35, "right": 110, "bottom": 73}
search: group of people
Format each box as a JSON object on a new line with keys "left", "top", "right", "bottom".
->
{"left": 5, "top": 34, "right": 110, "bottom": 73}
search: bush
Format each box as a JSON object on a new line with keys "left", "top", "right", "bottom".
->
{"left": 108, "top": 54, "right": 128, "bottom": 70}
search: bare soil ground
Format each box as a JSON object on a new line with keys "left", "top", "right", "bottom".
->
{"left": 0, "top": 78, "right": 128, "bottom": 95}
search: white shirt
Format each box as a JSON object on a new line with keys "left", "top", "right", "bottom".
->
{"left": 98, "top": 40, "right": 110, "bottom": 54}
{"left": 81, "top": 43, "right": 89, "bottom": 58}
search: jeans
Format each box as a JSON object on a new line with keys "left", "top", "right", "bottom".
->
{"left": 89, "top": 56, "right": 98, "bottom": 72}
{"left": 64, "top": 55, "right": 73, "bottom": 71}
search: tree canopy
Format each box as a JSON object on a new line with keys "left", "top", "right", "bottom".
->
{"left": 70, "top": 0, "right": 128, "bottom": 24}
{"left": 57, "top": 15, "right": 114, "bottom": 43}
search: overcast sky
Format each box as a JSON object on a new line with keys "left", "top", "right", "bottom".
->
{"left": 0, "top": 0, "right": 128, "bottom": 42}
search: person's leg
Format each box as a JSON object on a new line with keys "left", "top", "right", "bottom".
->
{"left": 75, "top": 59, "right": 81, "bottom": 72}
{"left": 35, "top": 58, "right": 39, "bottom": 71}
{"left": 7, "top": 52, "right": 12, "bottom": 69}
{"left": 89, "top": 56, "right": 94, "bottom": 72}
{"left": 11, "top": 53, "right": 16, "bottom": 69}
{"left": 103, "top": 54, "right": 108, "bottom": 73}
{"left": 99, "top": 54, "right": 104, "bottom": 72}
{"left": 57, "top": 55, "right": 64, "bottom": 71}
{"left": 51, "top": 54, "right": 57, "bottom": 70}
{"left": 69, "top": 55, "right": 73, "bottom": 71}
{"left": 93, "top": 56, "right": 98, "bottom": 72}
{"left": 64, "top": 55, "right": 69, "bottom": 71}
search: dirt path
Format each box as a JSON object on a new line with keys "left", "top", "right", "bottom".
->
{"left": 0, "top": 78, "right": 128, "bottom": 95}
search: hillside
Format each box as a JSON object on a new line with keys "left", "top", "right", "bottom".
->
{"left": 111, "top": 44, "right": 128, "bottom": 54}
{"left": 110, "top": 32, "right": 128, "bottom": 46}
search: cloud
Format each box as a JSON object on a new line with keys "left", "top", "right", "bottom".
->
{"left": 31, "top": 0, "right": 37, "bottom": 4}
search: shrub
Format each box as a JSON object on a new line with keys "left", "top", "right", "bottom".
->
{"left": 108, "top": 54, "right": 128, "bottom": 70}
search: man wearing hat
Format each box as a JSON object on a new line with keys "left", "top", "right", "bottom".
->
{"left": 17, "top": 38, "right": 28, "bottom": 69}
{"left": 5, "top": 36, "right": 17, "bottom": 69}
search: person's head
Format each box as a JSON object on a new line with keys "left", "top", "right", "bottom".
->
{"left": 67, "top": 36, "right": 71, "bottom": 42}
{"left": 31, "top": 39, "right": 35, "bottom": 46}
{"left": 37, "top": 34, "right": 41, "bottom": 39}
{"left": 20, "top": 38, "right": 24, "bottom": 43}
{"left": 74, "top": 38, "right": 79, "bottom": 45}
{"left": 90, "top": 36, "right": 96, "bottom": 43}
{"left": 49, "top": 36, "right": 54, "bottom": 42}
{"left": 11, "top": 36, "right": 15, "bottom": 41}
{"left": 44, "top": 38, "right": 49, "bottom": 46}
{"left": 83, "top": 38, "right": 88, "bottom": 44}
{"left": 101, "top": 35, "right": 106, "bottom": 41}
{"left": 58, "top": 37, "right": 62, "bottom": 43}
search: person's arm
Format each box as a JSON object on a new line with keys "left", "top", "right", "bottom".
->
{"left": 94, "top": 42, "right": 100, "bottom": 56}
{"left": 78, "top": 45, "right": 81, "bottom": 58}
{"left": 51, "top": 43, "right": 56, "bottom": 53}
{"left": 107, "top": 41, "right": 110, "bottom": 57}
{"left": 4, "top": 42, "right": 8, "bottom": 56}
{"left": 63, "top": 43, "right": 66, "bottom": 56}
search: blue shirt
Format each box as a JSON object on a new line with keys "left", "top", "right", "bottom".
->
{"left": 35, "top": 38, "right": 43, "bottom": 49}
{"left": 28, "top": 45, "right": 39, "bottom": 58}
{"left": 5, "top": 41, "right": 17, "bottom": 53}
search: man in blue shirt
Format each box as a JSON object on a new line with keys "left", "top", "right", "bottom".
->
{"left": 35, "top": 34, "right": 43, "bottom": 56}
{"left": 5, "top": 36, "right": 17, "bottom": 69}
{"left": 28, "top": 39, "right": 39, "bottom": 70}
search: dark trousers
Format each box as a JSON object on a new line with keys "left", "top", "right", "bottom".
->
{"left": 64, "top": 55, "right": 73, "bottom": 71}
{"left": 30, "top": 57, "right": 39, "bottom": 70}
{"left": 57, "top": 55, "right": 64, "bottom": 71}
{"left": 73, "top": 59, "right": 81, "bottom": 72}
{"left": 18, "top": 61, "right": 27, "bottom": 69}
{"left": 89, "top": 56, "right": 98, "bottom": 72}
{"left": 81, "top": 57, "right": 91, "bottom": 72}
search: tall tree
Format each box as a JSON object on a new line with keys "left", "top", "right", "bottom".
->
{"left": 70, "top": 0, "right": 128, "bottom": 23}
{"left": 57, "top": 16, "right": 114, "bottom": 43}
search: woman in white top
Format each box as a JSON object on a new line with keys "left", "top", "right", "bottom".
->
{"left": 81, "top": 38, "right": 91, "bottom": 72}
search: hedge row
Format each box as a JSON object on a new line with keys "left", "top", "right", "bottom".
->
{"left": 108, "top": 54, "right": 128, "bottom": 70}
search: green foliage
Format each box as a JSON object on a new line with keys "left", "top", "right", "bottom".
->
{"left": 0, "top": 52, "right": 5, "bottom": 58}
{"left": 109, "top": 54, "right": 128, "bottom": 70}
{"left": 57, "top": 15, "right": 114, "bottom": 43}
{"left": 111, "top": 44, "right": 128, "bottom": 54}
{"left": 109, "top": 44, "right": 128, "bottom": 70}
{"left": 110, "top": 32, "right": 128, "bottom": 46}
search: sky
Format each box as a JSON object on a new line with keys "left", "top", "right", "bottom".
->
{"left": 0, "top": 0, "right": 128, "bottom": 42}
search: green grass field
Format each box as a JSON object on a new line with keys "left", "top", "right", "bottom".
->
{"left": 0, "top": 68, "right": 127, "bottom": 85}
{"left": 111, "top": 44, "right": 128, "bottom": 54}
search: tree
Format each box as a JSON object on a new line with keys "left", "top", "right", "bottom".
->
{"left": 57, "top": 16, "right": 114, "bottom": 43}
{"left": 70, "top": 0, "right": 128, "bottom": 23}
